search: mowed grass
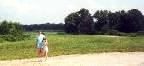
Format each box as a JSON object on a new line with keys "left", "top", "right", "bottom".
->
{"left": 0, "top": 33, "right": 144, "bottom": 60}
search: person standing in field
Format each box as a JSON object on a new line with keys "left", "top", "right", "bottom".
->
{"left": 36, "top": 31, "right": 45, "bottom": 61}
{"left": 42, "top": 36, "right": 48, "bottom": 61}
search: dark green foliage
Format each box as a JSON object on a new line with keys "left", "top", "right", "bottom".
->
{"left": 93, "top": 10, "right": 111, "bottom": 32}
{"left": 136, "top": 31, "right": 144, "bottom": 36}
{"left": 93, "top": 9, "right": 144, "bottom": 34}
{"left": 65, "top": 9, "right": 144, "bottom": 35}
{"left": 20, "top": 9, "right": 144, "bottom": 35}
{"left": 0, "top": 34, "right": 30, "bottom": 42}
{"left": 117, "top": 9, "right": 143, "bottom": 33}
{"left": 22, "top": 23, "right": 64, "bottom": 31}
{"left": 0, "top": 21, "right": 30, "bottom": 42}
{"left": 0, "top": 38, "right": 4, "bottom": 43}
{"left": 65, "top": 12, "right": 80, "bottom": 34}
{"left": 57, "top": 32, "right": 67, "bottom": 35}
{"left": 65, "top": 8, "right": 95, "bottom": 34}
{"left": 0, "top": 21, "right": 23, "bottom": 35}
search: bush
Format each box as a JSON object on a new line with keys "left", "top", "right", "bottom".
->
{"left": 127, "top": 33, "right": 137, "bottom": 37}
{"left": 57, "top": 32, "right": 66, "bottom": 35}
{"left": 137, "top": 31, "right": 144, "bottom": 36}
{"left": 0, "top": 21, "right": 23, "bottom": 35}
{"left": 0, "top": 21, "right": 30, "bottom": 42}
{"left": 108, "top": 30, "right": 120, "bottom": 35}
{"left": 0, "top": 37, "right": 5, "bottom": 43}
{"left": 0, "top": 34, "right": 31, "bottom": 42}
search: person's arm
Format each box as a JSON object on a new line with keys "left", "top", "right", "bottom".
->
{"left": 35, "top": 36, "right": 38, "bottom": 48}
{"left": 35, "top": 38, "right": 37, "bottom": 48}
{"left": 45, "top": 39, "right": 48, "bottom": 46}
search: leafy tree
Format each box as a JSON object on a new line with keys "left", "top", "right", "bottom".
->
{"left": 94, "top": 9, "right": 144, "bottom": 33}
{"left": 117, "top": 9, "right": 143, "bottom": 33}
{"left": 0, "top": 21, "right": 22, "bottom": 35}
{"left": 65, "top": 8, "right": 94, "bottom": 34}
{"left": 93, "top": 10, "right": 111, "bottom": 32}
{"left": 141, "top": 16, "right": 144, "bottom": 31}
{"left": 65, "top": 12, "right": 81, "bottom": 34}
{"left": 0, "top": 20, "right": 28, "bottom": 41}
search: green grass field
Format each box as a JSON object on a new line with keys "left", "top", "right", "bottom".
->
{"left": 0, "top": 32, "right": 144, "bottom": 60}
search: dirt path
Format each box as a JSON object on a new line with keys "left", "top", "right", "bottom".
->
{"left": 0, "top": 52, "right": 144, "bottom": 66}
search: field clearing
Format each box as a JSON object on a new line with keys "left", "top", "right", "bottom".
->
{"left": 0, "top": 32, "right": 144, "bottom": 60}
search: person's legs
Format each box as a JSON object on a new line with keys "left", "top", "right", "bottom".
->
{"left": 44, "top": 46, "right": 48, "bottom": 61}
{"left": 39, "top": 48, "right": 44, "bottom": 57}
{"left": 36, "top": 48, "right": 41, "bottom": 57}
{"left": 36, "top": 48, "right": 41, "bottom": 59}
{"left": 36, "top": 48, "right": 44, "bottom": 62}
{"left": 45, "top": 51, "right": 48, "bottom": 61}
{"left": 41, "top": 50, "right": 48, "bottom": 61}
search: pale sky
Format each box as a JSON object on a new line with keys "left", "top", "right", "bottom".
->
{"left": 0, "top": 0, "right": 144, "bottom": 25}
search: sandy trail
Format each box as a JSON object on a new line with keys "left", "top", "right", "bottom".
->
{"left": 0, "top": 52, "right": 144, "bottom": 66}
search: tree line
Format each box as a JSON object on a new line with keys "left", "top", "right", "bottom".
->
{"left": 1, "top": 8, "right": 144, "bottom": 36}
{"left": 65, "top": 8, "right": 144, "bottom": 35}
{"left": 22, "top": 23, "right": 64, "bottom": 32}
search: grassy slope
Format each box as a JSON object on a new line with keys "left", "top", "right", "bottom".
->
{"left": 0, "top": 33, "right": 144, "bottom": 60}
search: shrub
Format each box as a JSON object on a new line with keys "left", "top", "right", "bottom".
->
{"left": 0, "top": 34, "right": 31, "bottom": 42}
{"left": 137, "top": 31, "right": 144, "bottom": 36}
{"left": 57, "top": 32, "right": 66, "bottom": 35}
{"left": 108, "top": 30, "right": 120, "bottom": 35}
{"left": 0, "top": 21, "right": 31, "bottom": 42}
{"left": 0, "top": 37, "right": 5, "bottom": 43}
{"left": 127, "top": 33, "right": 137, "bottom": 37}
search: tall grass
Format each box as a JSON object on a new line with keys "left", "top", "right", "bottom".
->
{"left": 0, "top": 32, "right": 144, "bottom": 60}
